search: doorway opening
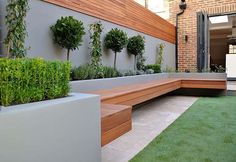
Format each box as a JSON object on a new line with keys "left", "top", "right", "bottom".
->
{"left": 209, "top": 14, "right": 236, "bottom": 78}
{"left": 197, "top": 12, "right": 236, "bottom": 78}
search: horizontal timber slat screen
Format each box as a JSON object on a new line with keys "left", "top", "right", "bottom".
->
{"left": 43, "top": 0, "right": 176, "bottom": 44}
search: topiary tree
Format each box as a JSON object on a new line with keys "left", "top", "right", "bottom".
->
{"left": 104, "top": 28, "right": 128, "bottom": 69}
{"left": 51, "top": 16, "right": 85, "bottom": 61}
{"left": 127, "top": 35, "right": 145, "bottom": 70}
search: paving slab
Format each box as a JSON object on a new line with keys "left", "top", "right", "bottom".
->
{"left": 102, "top": 96, "right": 198, "bottom": 162}
{"left": 227, "top": 81, "right": 236, "bottom": 91}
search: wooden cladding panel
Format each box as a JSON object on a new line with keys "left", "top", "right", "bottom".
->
{"left": 102, "top": 120, "right": 131, "bottom": 146}
{"left": 43, "top": 0, "right": 176, "bottom": 44}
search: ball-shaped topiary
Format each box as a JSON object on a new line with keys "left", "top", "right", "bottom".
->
{"left": 104, "top": 28, "right": 128, "bottom": 69}
{"left": 127, "top": 35, "right": 145, "bottom": 70}
{"left": 51, "top": 16, "right": 85, "bottom": 61}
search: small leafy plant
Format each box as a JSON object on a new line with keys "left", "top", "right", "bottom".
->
{"left": 89, "top": 22, "right": 103, "bottom": 67}
{"left": 71, "top": 65, "right": 119, "bottom": 80}
{"left": 127, "top": 35, "right": 145, "bottom": 70}
{"left": 72, "top": 64, "right": 97, "bottom": 80}
{"left": 0, "top": 58, "right": 71, "bottom": 106}
{"left": 145, "top": 64, "right": 161, "bottom": 73}
{"left": 156, "top": 43, "right": 165, "bottom": 65}
{"left": 104, "top": 28, "right": 128, "bottom": 69}
{"left": 4, "top": 0, "right": 29, "bottom": 58}
{"left": 51, "top": 16, "right": 85, "bottom": 61}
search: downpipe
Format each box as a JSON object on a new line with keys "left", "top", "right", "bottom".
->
{"left": 175, "top": 10, "right": 185, "bottom": 71}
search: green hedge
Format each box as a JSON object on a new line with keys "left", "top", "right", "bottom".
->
{"left": 0, "top": 58, "right": 71, "bottom": 106}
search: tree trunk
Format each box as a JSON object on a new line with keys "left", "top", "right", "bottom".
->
{"left": 114, "top": 52, "right": 117, "bottom": 69}
{"left": 134, "top": 55, "right": 137, "bottom": 70}
{"left": 6, "top": 42, "right": 11, "bottom": 58}
{"left": 67, "top": 49, "right": 70, "bottom": 61}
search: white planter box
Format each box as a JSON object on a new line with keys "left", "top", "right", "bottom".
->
{"left": 0, "top": 93, "right": 101, "bottom": 162}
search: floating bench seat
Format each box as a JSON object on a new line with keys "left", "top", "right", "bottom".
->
{"left": 90, "top": 78, "right": 227, "bottom": 146}
{"left": 93, "top": 78, "right": 181, "bottom": 106}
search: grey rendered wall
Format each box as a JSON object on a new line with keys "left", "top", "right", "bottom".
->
{"left": 71, "top": 73, "right": 169, "bottom": 92}
{"left": 0, "top": 0, "right": 175, "bottom": 70}
{"left": 0, "top": 93, "right": 101, "bottom": 162}
{"left": 169, "top": 73, "right": 227, "bottom": 79}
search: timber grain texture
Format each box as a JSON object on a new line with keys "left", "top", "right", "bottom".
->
{"left": 43, "top": 0, "right": 176, "bottom": 44}
{"left": 98, "top": 78, "right": 226, "bottom": 146}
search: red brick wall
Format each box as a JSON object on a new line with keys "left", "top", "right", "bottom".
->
{"left": 168, "top": 0, "right": 236, "bottom": 72}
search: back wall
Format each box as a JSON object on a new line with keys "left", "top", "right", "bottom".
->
{"left": 0, "top": 0, "right": 176, "bottom": 70}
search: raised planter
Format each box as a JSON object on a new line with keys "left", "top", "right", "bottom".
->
{"left": 71, "top": 73, "right": 169, "bottom": 92}
{"left": 0, "top": 93, "right": 101, "bottom": 162}
{"left": 70, "top": 73, "right": 227, "bottom": 93}
{"left": 169, "top": 73, "right": 227, "bottom": 79}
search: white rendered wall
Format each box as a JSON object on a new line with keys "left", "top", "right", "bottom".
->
{"left": 0, "top": 93, "right": 101, "bottom": 162}
{"left": 226, "top": 54, "right": 236, "bottom": 78}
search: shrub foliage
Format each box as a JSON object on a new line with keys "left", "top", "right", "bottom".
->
{"left": 4, "top": 0, "right": 29, "bottom": 58}
{"left": 145, "top": 64, "right": 161, "bottom": 73}
{"left": 104, "top": 28, "right": 128, "bottom": 69}
{"left": 127, "top": 35, "right": 145, "bottom": 70}
{"left": 89, "top": 22, "right": 103, "bottom": 67}
{"left": 51, "top": 16, "right": 85, "bottom": 61}
{"left": 156, "top": 43, "right": 165, "bottom": 65}
{"left": 71, "top": 64, "right": 119, "bottom": 80}
{"left": 0, "top": 58, "right": 71, "bottom": 106}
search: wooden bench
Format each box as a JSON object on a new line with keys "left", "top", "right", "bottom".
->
{"left": 101, "top": 104, "right": 132, "bottom": 146}
{"left": 91, "top": 78, "right": 226, "bottom": 146}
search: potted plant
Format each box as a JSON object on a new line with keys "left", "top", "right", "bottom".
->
{"left": 104, "top": 28, "right": 128, "bottom": 69}
{"left": 51, "top": 16, "right": 85, "bottom": 61}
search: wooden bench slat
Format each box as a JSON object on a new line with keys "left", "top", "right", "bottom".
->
{"left": 181, "top": 79, "right": 227, "bottom": 89}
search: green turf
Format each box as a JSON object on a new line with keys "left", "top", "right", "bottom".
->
{"left": 129, "top": 96, "right": 236, "bottom": 162}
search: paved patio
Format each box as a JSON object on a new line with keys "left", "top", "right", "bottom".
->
{"left": 102, "top": 96, "right": 198, "bottom": 162}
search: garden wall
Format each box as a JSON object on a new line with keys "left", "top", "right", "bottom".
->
{"left": 0, "top": 0, "right": 176, "bottom": 70}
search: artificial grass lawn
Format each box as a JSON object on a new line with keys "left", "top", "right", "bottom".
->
{"left": 130, "top": 96, "right": 236, "bottom": 162}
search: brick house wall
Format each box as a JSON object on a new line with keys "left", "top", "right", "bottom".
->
{"left": 168, "top": 0, "right": 236, "bottom": 72}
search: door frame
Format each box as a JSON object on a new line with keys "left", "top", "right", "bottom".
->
{"left": 197, "top": 11, "right": 209, "bottom": 72}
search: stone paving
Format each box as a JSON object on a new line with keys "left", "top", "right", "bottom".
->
{"left": 102, "top": 96, "right": 198, "bottom": 162}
